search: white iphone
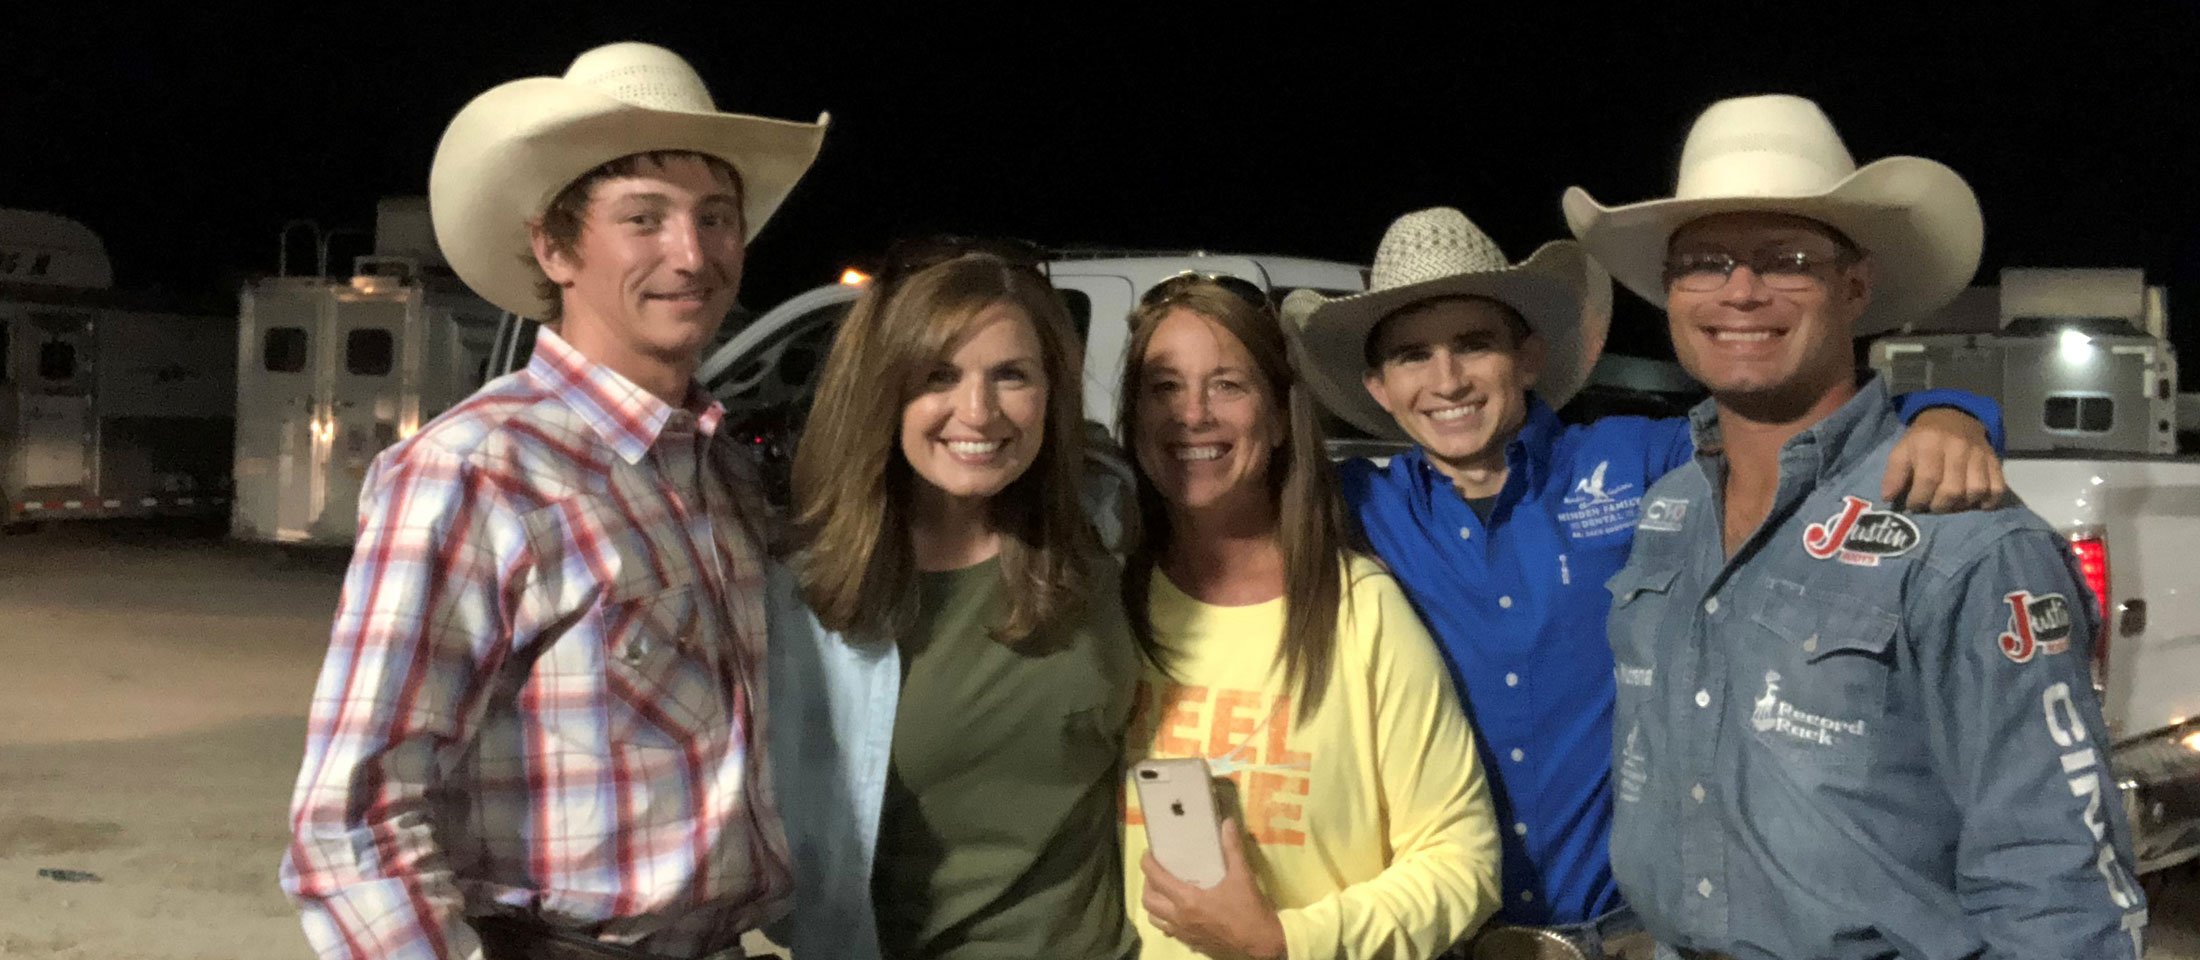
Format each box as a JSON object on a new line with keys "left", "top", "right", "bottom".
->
{"left": 1132, "top": 757, "right": 1228, "bottom": 889}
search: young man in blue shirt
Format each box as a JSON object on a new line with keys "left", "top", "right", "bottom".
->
{"left": 1283, "top": 207, "right": 2004, "bottom": 957}
{"left": 1567, "top": 94, "right": 2143, "bottom": 960}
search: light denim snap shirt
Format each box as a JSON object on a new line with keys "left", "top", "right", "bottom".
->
{"left": 1606, "top": 379, "right": 2146, "bottom": 959}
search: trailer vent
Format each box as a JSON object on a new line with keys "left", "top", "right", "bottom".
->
{"left": 38, "top": 341, "right": 76, "bottom": 380}
{"left": 1887, "top": 353, "right": 1930, "bottom": 393}
{"left": 264, "top": 328, "right": 309, "bottom": 373}
{"left": 2045, "top": 395, "right": 2115, "bottom": 433}
{"left": 346, "top": 329, "right": 394, "bottom": 377}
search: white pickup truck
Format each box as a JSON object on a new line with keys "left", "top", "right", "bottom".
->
{"left": 1872, "top": 268, "right": 2200, "bottom": 879}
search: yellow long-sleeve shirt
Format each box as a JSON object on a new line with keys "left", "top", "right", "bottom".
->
{"left": 1122, "top": 556, "right": 1502, "bottom": 959}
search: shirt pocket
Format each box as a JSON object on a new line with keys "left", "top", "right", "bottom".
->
{"left": 1605, "top": 564, "right": 1680, "bottom": 697}
{"left": 1745, "top": 586, "right": 1898, "bottom": 772}
{"left": 601, "top": 584, "right": 727, "bottom": 753}
{"left": 1605, "top": 563, "right": 1679, "bottom": 805}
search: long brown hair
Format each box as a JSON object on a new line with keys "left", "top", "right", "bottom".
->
{"left": 793, "top": 253, "right": 1099, "bottom": 645}
{"left": 1116, "top": 279, "right": 1364, "bottom": 718}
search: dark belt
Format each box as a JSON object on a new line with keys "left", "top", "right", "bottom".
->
{"left": 1672, "top": 949, "right": 1738, "bottom": 960}
{"left": 472, "top": 916, "right": 760, "bottom": 960}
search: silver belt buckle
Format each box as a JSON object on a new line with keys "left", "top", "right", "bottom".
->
{"left": 1469, "top": 925, "right": 1590, "bottom": 960}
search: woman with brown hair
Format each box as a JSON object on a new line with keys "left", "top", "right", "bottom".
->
{"left": 766, "top": 244, "right": 1139, "bottom": 960}
{"left": 1118, "top": 275, "right": 1502, "bottom": 959}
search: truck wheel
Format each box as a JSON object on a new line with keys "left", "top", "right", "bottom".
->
{"left": 2141, "top": 857, "right": 2197, "bottom": 903}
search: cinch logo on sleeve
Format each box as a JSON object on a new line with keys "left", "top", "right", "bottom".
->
{"left": 2000, "top": 590, "right": 2074, "bottom": 663}
{"left": 1638, "top": 497, "right": 1689, "bottom": 533}
{"left": 1802, "top": 496, "right": 1920, "bottom": 566}
{"left": 2040, "top": 681, "right": 2146, "bottom": 956}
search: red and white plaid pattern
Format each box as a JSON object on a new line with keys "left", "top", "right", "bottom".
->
{"left": 281, "top": 329, "right": 789, "bottom": 960}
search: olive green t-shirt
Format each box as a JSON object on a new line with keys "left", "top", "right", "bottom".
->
{"left": 871, "top": 555, "right": 1140, "bottom": 960}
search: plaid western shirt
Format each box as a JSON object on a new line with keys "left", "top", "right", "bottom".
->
{"left": 281, "top": 328, "right": 791, "bottom": 960}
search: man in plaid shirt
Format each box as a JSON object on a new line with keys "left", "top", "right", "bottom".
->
{"left": 279, "top": 43, "right": 830, "bottom": 960}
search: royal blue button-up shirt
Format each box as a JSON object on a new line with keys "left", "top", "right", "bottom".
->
{"left": 1605, "top": 379, "right": 2144, "bottom": 959}
{"left": 1339, "top": 389, "right": 2002, "bottom": 928}
{"left": 1342, "top": 399, "right": 1688, "bottom": 926}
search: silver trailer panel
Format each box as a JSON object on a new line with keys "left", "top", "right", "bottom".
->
{"left": 1873, "top": 333, "right": 2177, "bottom": 455}
{"left": 230, "top": 267, "right": 499, "bottom": 546}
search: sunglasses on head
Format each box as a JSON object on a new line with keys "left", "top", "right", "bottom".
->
{"left": 870, "top": 234, "right": 1051, "bottom": 291}
{"left": 1137, "top": 271, "right": 1275, "bottom": 316}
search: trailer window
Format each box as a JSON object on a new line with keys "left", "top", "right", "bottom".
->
{"left": 2045, "top": 394, "right": 2115, "bottom": 433}
{"left": 264, "top": 327, "right": 309, "bottom": 373}
{"left": 38, "top": 340, "right": 76, "bottom": 380}
{"left": 346, "top": 329, "right": 395, "bottom": 376}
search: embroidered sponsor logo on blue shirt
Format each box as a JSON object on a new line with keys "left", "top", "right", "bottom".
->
{"left": 1617, "top": 722, "right": 1648, "bottom": 804}
{"left": 1999, "top": 590, "right": 2074, "bottom": 663}
{"left": 1558, "top": 461, "right": 1642, "bottom": 540}
{"left": 1750, "top": 670, "right": 1867, "bottom": 746}
{"left": 1802, "top": 496, "right": 1921, "bottom": 566}
{"left": 1638, "top": 497, "right": 1688, "bottom": 533}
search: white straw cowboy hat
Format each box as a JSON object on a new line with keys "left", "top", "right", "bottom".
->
{"left": 430, "top": 42, "right": 831, "bottom": 318}
{"left": 1562, "top": 93, "right": 1981, "bottom": 336}
{"left": 1282, "top": 208, "right": 1611, "bottom": 441}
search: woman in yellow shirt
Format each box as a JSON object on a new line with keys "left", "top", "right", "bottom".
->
{"left": 1116, "top": 275, "right": 1502, "bottom": 959}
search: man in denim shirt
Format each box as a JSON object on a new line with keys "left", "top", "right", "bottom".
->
{"left": 1284, "top": 209, "right": 2004, "bottom": 958}
{"left": 1569, "top": 94, "right": 2146, "bottom": 958}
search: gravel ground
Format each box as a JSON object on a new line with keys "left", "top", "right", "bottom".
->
{"left": 0, "top": 519, "right": 2192, "bottom": 957}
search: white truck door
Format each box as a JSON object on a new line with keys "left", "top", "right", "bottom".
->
{"left": 313, "top": 290, "right": 416, "bottom": 543}
{"left": 1050, "top": 276, "right": 1137, "bottom": 430}
{"left": 233, "top": 282, "right": 328, "bottom": 543}
{"left": 17, "top": 310, "right": 95, "bottom": 500}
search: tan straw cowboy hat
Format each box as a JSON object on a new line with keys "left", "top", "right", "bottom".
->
{"left": 1563, "top": 93, "right": 1981, "bottom": 336}
{"left": 429, "top": 42, "right": 831, "bottom": 318}
{"left": 1282, "top": 208, "right": 1611, "bottom": 441}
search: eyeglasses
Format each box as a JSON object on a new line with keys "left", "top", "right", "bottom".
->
{"left": 871, "top": 234, "right": 1051, "bottom": 291}
{"left": 1138, "top": 271, "right": 1275, "bottom": 316}
{"left": 1662, "top": 249, "right": 1856, "bottom": 292}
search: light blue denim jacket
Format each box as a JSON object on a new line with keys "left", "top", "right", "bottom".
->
{"left": 763, "top": 557, "right": 899, "bottom": 960}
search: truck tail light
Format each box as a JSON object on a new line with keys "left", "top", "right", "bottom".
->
{"left": 2070, "top": 532, "right": 2111, "bottom": 691}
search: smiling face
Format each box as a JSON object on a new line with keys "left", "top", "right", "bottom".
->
{"left": 1132, "top": 307, "right": 1284, "bottom": 521}
{"left": 897, "top": 301, "right": 1048, "bottom": 508}
{"left": 532, "top": 153, "right": 746, "bottom": 379}
{"left": 1664, "top": 212, "right": 1872, "bottom": 415}
{"left": 1362, "top": 296, "right": 1543, "bottom": 475}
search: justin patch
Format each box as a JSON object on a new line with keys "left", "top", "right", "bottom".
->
{"left": 1802, "top": 495, "right": 1921, "bottom": 566}
{"left": 1999, "top": 590, "right": 2075, "bottom": 663}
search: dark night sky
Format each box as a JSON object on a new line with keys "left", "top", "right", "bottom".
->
{"left": 4, "top": 6, "right": 2197, "bottom": 375}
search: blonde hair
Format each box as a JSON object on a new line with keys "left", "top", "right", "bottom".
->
{"left": 1116, "top": 280, "right": 1364, "bottom": 718}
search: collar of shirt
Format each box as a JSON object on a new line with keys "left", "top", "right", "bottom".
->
{"left": 527, "top": 327, "right": 727, "bottom": 464}
{"left": 1685, "top": 376, "right": 1900, "bottom": 489}
{"left": 1398, "top": 393, "right": 1564, "bottom": 511}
